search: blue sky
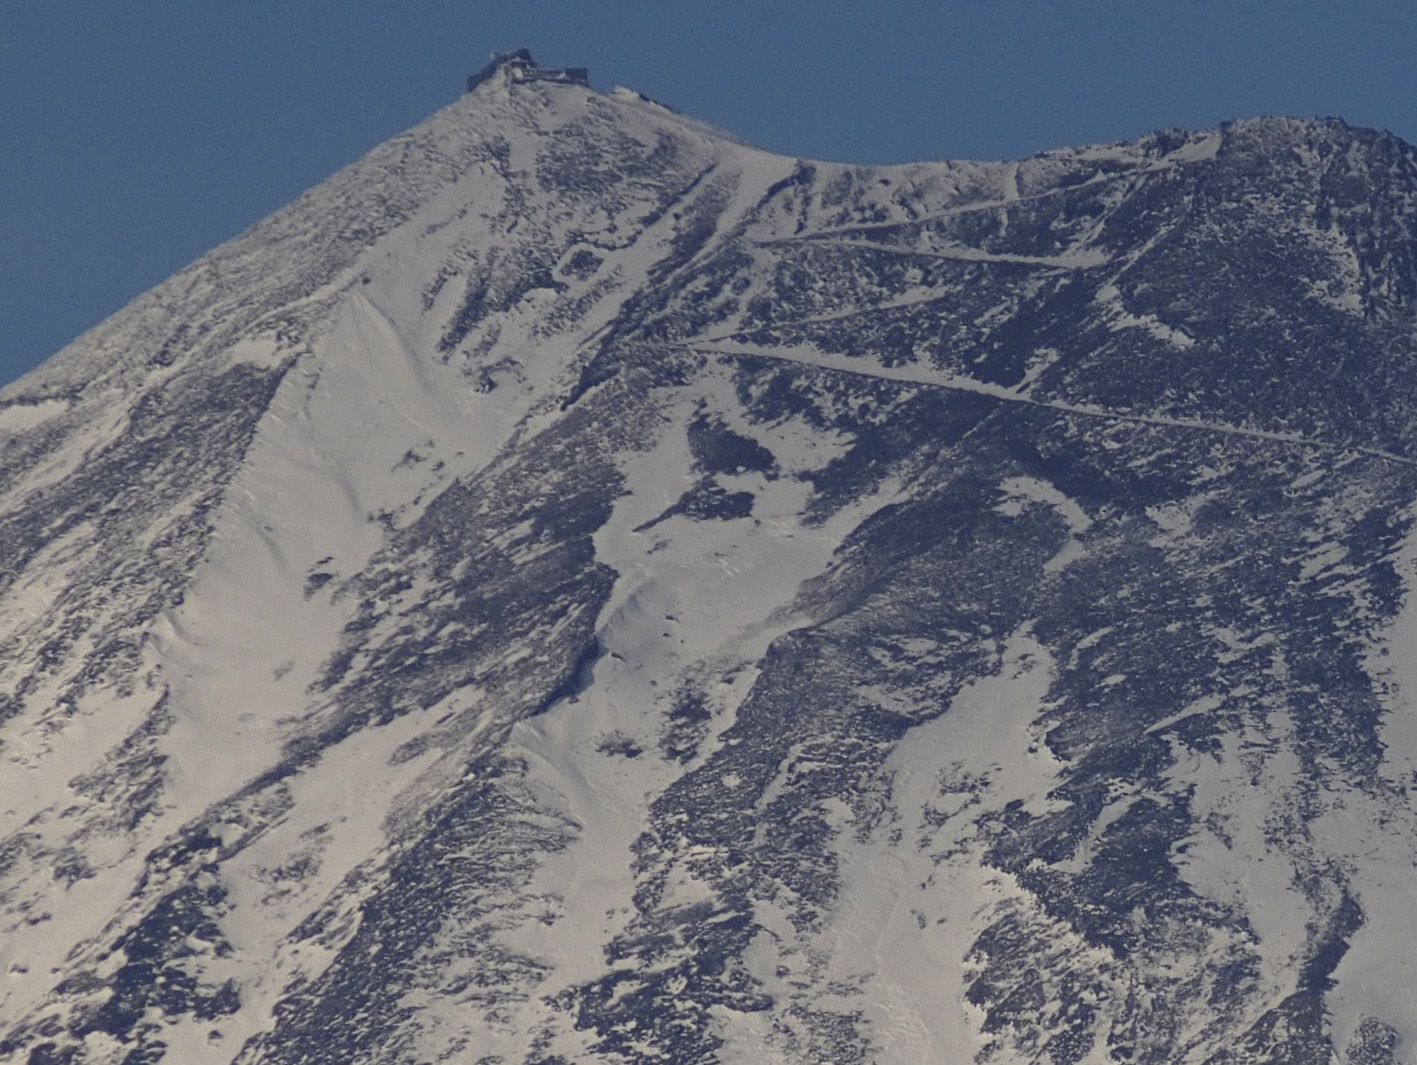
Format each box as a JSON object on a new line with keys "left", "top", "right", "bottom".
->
{"left": 4, "top": 1, "right": 1417, "bottom": 387}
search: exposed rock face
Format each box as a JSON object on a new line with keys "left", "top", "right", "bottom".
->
{"left": 2, "top": 68, "right": 1417, "bottom": 1065}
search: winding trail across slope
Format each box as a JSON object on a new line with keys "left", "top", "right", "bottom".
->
{"left": 679, "top": 340, "right": 1417, "bottom": 469}
{"left": 754, "top": 236, "right": 1108, "bottom": 269}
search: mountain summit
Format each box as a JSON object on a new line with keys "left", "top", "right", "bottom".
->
{"left": 2, "top": 65, "right": 1417, "bottom": 1065}
{"left": 466, "top": 49, "right": 590, "bottom": 92}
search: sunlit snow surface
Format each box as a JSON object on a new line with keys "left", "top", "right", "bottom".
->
{"left": 3, "top": 63, "right": 1417, "bottom": 1065}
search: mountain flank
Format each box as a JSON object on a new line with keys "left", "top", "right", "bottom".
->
{"left": 2, "top": 51, "right": 1417, "bottom": 1065}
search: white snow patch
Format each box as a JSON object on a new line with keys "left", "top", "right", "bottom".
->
{"left": 743, "top": 631, "right": 1069, "bottom": 1065}
{"left": 1171, "top": 130, "right": 1223, "bottom": 164}
{"left": 1317, "top": 510, "right": 1417, "bottom": 1053}
{"left": 1095, "top": 283, "right": 1195, "bottom": 349}
{"left": 0, "top": 399, "right": 66, "bottom": 435}
{"left": 996, "top": 475, "right": 1091, "bottom": 574}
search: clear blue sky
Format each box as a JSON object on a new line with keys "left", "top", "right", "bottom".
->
{"left": 4, "top": 0, "right": 1417, "bottom": 387}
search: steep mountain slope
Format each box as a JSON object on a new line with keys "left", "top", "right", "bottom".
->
{"left": 3, "top": 53, "right": 1417, "bottom": 1065}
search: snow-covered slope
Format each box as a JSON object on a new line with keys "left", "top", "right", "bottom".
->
{"left": 4, "top": 53, "right": 1417, "bottom": 1065}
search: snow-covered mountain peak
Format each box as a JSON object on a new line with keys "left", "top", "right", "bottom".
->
{"left": 4, "top": 87, "right": 1417, "bottom": 1065}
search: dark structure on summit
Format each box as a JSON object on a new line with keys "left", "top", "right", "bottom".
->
{"left": 466, "top": 49, "right": 589, "bottom": 93}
